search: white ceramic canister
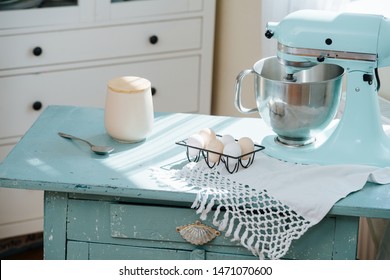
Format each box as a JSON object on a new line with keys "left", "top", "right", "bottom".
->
{"left": 105, "top": 76, "right": 154, "bottom": 143}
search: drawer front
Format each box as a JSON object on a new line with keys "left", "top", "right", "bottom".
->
{"left": 0, "top": 6, "right": 83, "bottom": 30}
{"left": 0, "top": 56, "right": 199, "bottom": 138}
{"left": 67, "top": 199, "right": 339, "bottom": 259}
{"left": 109, "top": 204, "right": 224, "bottom": 245}
{"left": 101, "top": 0, "right": 203, "bottom": 21}
{"left": 109, "top": 204, "right": 336, "bottom": 259}
{"left": 0, "top": 18, "right": 201, "bottom": 70}
{"left": 67, "top": 200, "right": 251, "bottom": 256}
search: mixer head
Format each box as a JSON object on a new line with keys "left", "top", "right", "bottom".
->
{"left": 264, "top": 10, "right": 390, "bottom": 71}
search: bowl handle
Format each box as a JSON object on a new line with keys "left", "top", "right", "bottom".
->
{"left": 234, "top": 69, "right": 259, "bottom": 114}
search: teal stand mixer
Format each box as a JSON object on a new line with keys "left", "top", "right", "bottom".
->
{"left": 235, "top": 10, "right": 390, "bottom": 167}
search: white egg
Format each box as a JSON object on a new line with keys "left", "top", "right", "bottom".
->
{"left": 205, "top": 138, "right": 224, "bottom": 163}
{"left": 199, "top": 128, "right": 216, "bottom": 146}
{"left": 220, "top": 134, "right": 235, "bottom": 146}
{"left": 238, "top": 137, "right": 255, "bottom": 160}
{"left": 223, "top": 142, "right": 242, "bottom": 166}
{"left": 187, "top": 133, "right": 204, "bottom": 157}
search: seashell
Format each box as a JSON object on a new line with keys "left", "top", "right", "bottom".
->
{"left": 176, "top": 221, "right": 220, "bottom": 245}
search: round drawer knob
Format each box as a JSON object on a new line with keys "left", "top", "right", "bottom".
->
{"left": 149, "top": 35, "right": 159, "bottom": 45}
{"left": 32, "top": 101, "right": 43, "bottom": 111}
{"left": 151, "top": 87, "right": 157, "bottom": 96}
{"left": 33, "top": 47, "right": 43, "bottom": 56}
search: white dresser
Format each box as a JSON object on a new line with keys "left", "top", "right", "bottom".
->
{"left": 0, "top": 0, "right": 216, "bottom": 239}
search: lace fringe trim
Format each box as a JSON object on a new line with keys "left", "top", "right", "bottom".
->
{"left": 153, "top": 163, "right": 313, "bottom": 260}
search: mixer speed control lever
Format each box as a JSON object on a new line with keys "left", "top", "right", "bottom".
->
{"left": 363, "top": 74, "right": 373, "bottom": 85}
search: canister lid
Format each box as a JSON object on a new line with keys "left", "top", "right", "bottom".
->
{"left": 108, "top": 76, "right": 151, "bottom": 93}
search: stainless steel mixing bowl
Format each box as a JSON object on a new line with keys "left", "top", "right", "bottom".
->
{"left": 235, "top": 56, "right": 345, "bottom": 146}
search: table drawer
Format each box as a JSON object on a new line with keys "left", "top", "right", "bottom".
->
{"left": 0, "top": 56, "right": 199, "bottom": 138}
{"left": 66, "top": 198, "right": 344, "bottom": 259}
{"left": 110, "top": 204, "right": 338, "bottom": 259}
{"left": 0, "top": 18, "right": 201, "bottom": 70}
{"left": 67, "top": 200, "right": 234, "bottom": 247}
{"left": 67, "top": 199, "right": 254, "bottom": 258}
{"left": 109, "top": 204, "right": 227, "bottom": 245}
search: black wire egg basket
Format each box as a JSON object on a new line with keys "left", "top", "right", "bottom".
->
{"left": 176, "top": 135, "right": 265, "bottom": 174}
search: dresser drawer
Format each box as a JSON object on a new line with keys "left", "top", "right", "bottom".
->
{"left": 0, "top": 18, "right": 202, "bottom": 70}
{"left": 0, "top": 56, "right": 199, "bottom": 138}
{"left": 100, "top": 0, "right": 203, "bottom": 21}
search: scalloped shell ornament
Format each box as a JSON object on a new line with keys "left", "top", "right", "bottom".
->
{"left": 176, "top": 221, "right": 220, "bottom": 245}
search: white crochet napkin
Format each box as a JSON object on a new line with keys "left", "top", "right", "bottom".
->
{"left": 218, "top": 153, "right": 390, "bottom": 224}
{"left": 172, "top": 155, "right": 390, "bottom": 260}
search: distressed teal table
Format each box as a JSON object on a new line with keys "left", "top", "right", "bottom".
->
{"left": 0, "top": 106, "right": 389, "bottom": 260}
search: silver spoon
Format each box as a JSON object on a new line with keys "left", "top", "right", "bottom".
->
{"left": 58, "top": 132, "right": 114, "bottom": 155}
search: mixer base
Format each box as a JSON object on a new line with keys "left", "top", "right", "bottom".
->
{"left": 262, "top": 133, "right": 390, "bottom": 167}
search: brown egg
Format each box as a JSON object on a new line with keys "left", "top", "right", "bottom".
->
{"left": 199, "top": 128, "right": 216, "bottom": 146}
{"left": 206, "top": 138, "right": 224, "bottom": 163}
{"left": 238, "top": 137, "right": 254, "bottom": 160}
